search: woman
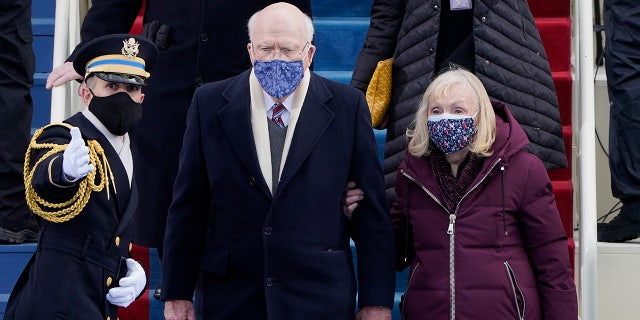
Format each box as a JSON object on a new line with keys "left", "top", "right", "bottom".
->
{"left": 392, "top": 69, "right": 577, "bottom": 319}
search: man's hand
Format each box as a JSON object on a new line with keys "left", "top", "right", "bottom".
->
{"left": 355, "top": 306, "right": 392, "bottom": 320}
{"left": 62, "top": 127, "right": 94, "bottom": 181}
{"left": 164, "top": 300, "right": 195, "bottom": 320}
{"left": 105, "top": 259, "right": 146, "bottom": 308}
{"left": 343, "top": 181, "right": 364, "bottom": 219}
{"left": 45, "top": 61, "right": 82, "bottom": 89}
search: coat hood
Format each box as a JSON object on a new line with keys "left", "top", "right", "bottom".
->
{"left": 490, "top": 100, "right": 530, "bottom": 165}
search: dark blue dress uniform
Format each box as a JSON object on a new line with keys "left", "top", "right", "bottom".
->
{"left": 69, "top": 0, "right": 312, "bottom": 250}
{"left": 4, "top": 34, "right": 157, "bottom": 320}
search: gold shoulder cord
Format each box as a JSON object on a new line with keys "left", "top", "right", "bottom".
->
{"left": 24, "top": 123, "right": 116, "bottom": 223}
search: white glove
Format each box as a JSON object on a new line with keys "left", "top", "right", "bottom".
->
{"left": 62, "top": 127, "right": 94, "bottom": 181}
{"left": 106, "top": 258, "right": 147, "bottom": 308}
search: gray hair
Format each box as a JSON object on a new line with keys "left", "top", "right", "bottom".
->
{"left": 247, "top": 7, "right": 314, "bottom": 42}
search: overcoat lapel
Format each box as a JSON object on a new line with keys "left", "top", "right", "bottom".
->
{"left": 276, "top": 75, "right": 334, "bottom": 197}
{"left": 218, "top": 72, "right": 272, "bottom": 198}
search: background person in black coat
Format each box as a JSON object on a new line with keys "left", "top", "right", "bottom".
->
{"left": 351, "top": 0, "right": 567, "bottom": 201}
{"left": 597, "top": 0, "right": 640, "bottom": 242}
{"left": 5, "top": 34, "right": 156, "bottom": 320}
{"left": 44, "top": 0, "right": 312, "bottom": 270}
{"left": 0, "top": 0, "right": 39, "bottom": 244}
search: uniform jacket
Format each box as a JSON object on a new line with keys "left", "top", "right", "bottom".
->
{"left": 352, "top": 0, "right": 567, "bottom": 200}
{"left": 161, "top": 70, "right": 396, "bottom": 319}
{"left": 5, "top": 113, "right": 138, "bottom": 320}
{"left": 70, "top": 0, "right": 312, "bottom": 247}
{"left": 391, "top": 102, "right": 577, "bottom": 320}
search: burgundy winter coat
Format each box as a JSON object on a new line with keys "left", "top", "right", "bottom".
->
{"left": 391, "top": 102, "right": 577, "bottom": 320}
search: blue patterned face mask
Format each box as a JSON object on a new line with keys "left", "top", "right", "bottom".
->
{"left": 254, "top": 59, "right": 305, "bottom": 99}
{"left": 427, "top": 113, "right": 476, "bottom": 154}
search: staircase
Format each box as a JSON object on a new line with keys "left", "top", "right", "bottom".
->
{"left": 1, "top": 0, "right": 574, "bottom": 319}
{"left": 528, "top": 0, "right": 575, "bottom": 272}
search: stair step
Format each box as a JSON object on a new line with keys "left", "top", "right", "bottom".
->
{"left": 0, "top": 243, "right": 36, "bottom": 317}
{"left": 548, "top": 125, "right": 573, "bottom": 181}
{"left": 312, "top": 0, "right": 373, "bottom": 17}
{"left": 32, "top": 73, "right": 51, "bottom": 131}
{"left": 315, "top": 70, "right": 353, "bottom": 85}
{"left": 552, "top": 179, "right": 574, "bottom": 237}
{"left": 313, "top": 17, "right": 369, "bottom": 72}
{"left": 575, "top": 237, "right": 640, "bottom": 319}
{"left": 535, "top": 17, "right": 572, "bottom": 73}
{"left": 527, "top": 0, "right": 570, "bottom": 18}
{"left": 553, "top": 71, "right": 573, "bottom": 126}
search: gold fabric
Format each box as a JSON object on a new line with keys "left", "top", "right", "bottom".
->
{"left": 365, "top": 58, "right": 394, "bottom": 127}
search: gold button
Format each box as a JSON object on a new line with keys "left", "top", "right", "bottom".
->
{"left": 129, "top": 242, "right": 133, "bottom": 252}
{"left": 106, "top": 276, "right": 112, "bottom": 286}
{"left": 115, "top": 236, "right": 120, "bottom": 247}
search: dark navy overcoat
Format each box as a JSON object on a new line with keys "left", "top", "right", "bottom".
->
{"left": 161, "top": 70, "right": 396, "bottom": 319}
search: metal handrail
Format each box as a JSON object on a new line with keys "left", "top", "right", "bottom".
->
{"left": 575, "top": 0, "right": 598, "bottom": 319}
{"left": 50, "top": 0, "right": 70, "bottom": 123}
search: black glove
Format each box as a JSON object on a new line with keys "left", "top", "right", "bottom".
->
{"left": 142, "top": 20, "right": 170, "bottom": 50}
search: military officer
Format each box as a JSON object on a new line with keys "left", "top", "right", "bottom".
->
{"left": 4, "top": 33, "right": 158, "bottom": 320}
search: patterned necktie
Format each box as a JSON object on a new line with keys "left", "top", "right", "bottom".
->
{"left": 271, "top": 103, "right": 286, "bottom": 128}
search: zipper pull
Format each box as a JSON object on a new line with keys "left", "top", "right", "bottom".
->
{"left": 447, "top": 214, "right": 456, "bottom": 234}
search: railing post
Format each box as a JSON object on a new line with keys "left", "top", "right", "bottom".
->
{"left": 576, "top": 0, "right": 598, "bottom": 319}
{"left": 50, "top": 0, "right": 69, "bottom": 123}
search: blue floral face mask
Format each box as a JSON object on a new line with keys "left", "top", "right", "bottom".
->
{"left": 427, "top": 113, "right": 476, "bottom": 154}
{"left": 254, "top": 59, "right": 305, "bottom": 99}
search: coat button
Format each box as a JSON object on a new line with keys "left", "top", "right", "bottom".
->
{"left": 115, "top": 236, "right": 120, "bottom": 247}
{"left": 484, "top": 59, "right": 490, "bottom": 65}
{"left": 195, "top": 77, "right": 204, "bottom": 86}
{"left": 106, "top": 276, "right": 113, "bottom": 286}
{"left": 481, "top": 16, "right": 486, "bottom": 22}
{"left": 249, "top": 177, "right": 257, "bottom": 186}
{"left": 200, "top": 33, "right": 209, "bottom": 42}
{"left": 264, "top": 226, "right": 272, "bottom": 236}
{"left": 433, "top": 4, "right": 438, "bottom": 9}
{"left": 428, "top": 48, "right": 434, "bottom": 54}
{"left": 265, "top": 277, "right": 274, "bottom": 286}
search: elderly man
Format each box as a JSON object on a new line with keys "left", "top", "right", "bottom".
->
{"left": 5, "top": 34, "right": 157, "bottom": 319}
{"left": 161, "top": 2, "right": 395, "bottom": 320}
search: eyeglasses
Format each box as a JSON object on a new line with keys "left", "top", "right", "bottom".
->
{"left": 251, "top": 41, "right": 310, "bottom": 60}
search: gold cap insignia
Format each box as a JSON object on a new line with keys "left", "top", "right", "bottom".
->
{"left": 121, "top": 38, "right": 140, "bottom": 59}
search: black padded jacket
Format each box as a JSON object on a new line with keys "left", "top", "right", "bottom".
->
{"left": 352, "top": 0, "right": 567, "bottom": 200}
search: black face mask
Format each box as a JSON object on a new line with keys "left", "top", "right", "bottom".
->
{"left": 88, "top": 91, "right": 142, "bottom": 136}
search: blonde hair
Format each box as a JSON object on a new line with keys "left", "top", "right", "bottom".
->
{"left": 406, "top": 68, "right": 496, "bottom": 158}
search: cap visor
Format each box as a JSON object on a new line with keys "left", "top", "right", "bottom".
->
{"left": 94, "top": 72, "right": 146, "bottom": 85}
